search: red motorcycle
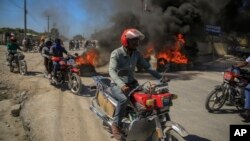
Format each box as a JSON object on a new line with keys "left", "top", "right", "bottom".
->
{"left": 90, "top": 76, "right": 188, "bottom": 141}
{"left": 51, "top": 56, "right": 82, "bottom": 95}
{"left": 205, "top": 67, "right": 249, "bottom": 112}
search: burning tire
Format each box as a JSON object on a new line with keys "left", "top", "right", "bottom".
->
{"left": 157, "top": 58, "right": 168, "bottom": 72}
{"left": 69, "top": 73, "right": 82, "bottom": 95}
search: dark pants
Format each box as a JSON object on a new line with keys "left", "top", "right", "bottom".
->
{"left": 111, "top": 81, "right": 138, "bottom": 126}
{"left": 8, "top": 52, "right": 17, "bottom": 67}
{"left": 245, "top": 84, "right": 250, "bottom": 109}
{"left": 44, "top": 58, "right": 52, "bottom": 74}
{"left": 52, "top": 61, "right": 60, "bottom": 77}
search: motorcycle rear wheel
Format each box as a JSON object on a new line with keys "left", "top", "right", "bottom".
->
{"left": 150, "top": 129, "right": 186, "bottom": 141}
{"left": 19, "top": 60, "right": 27, "bottom": 75}
{"left": 69, "top": 73, "right": 82, "bottom": 95}
{"left": 205, "top": 86, "right": 227, "bottom": 113}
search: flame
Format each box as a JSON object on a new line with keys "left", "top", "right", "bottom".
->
{"left": 143, "top": 43, "right": 154, "bottom": 58}
{"left": 156, "top": 36, "right": 188, "bottom": 64}
{"left": 75, "top": 48, "right": 99, "bottom": 66}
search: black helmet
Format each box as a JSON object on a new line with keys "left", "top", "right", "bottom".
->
{"left": 45, "top": 38, "right": 52, "bottom": 46}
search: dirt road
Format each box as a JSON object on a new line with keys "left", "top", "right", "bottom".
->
{"left": 0, "top": 45, "right": 248, "bottom": 141}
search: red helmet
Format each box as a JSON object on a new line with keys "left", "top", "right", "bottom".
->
{"left": 177, "top": 33, "right": 184, "bottom": 39}
{"left": 121, "top": 28, "right": 145, "bottom": 47}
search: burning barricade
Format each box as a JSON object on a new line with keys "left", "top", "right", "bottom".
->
{"left": 75, "top": 48, "right": 99, "bottom": 76}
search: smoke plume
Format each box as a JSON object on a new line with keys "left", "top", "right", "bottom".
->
{"left": 90, "top": 0, "right": 250, "bottom": 65}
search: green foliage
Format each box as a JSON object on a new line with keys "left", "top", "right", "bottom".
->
{"left": 73, "top": 34, "right": 85, "bottom": 40}
{"left": 0, "top": 27, "right": 42, "bottom": 36}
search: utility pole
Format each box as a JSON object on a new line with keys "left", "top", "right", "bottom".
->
{"left": 47, "top": 16, "right": 50, "bottom": 37}
{"left": 24, "top": 0, "right": 27, "bottom": 38}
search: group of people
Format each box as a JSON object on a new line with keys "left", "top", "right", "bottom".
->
{"left": 69, "top": 40, "right": 84, "bottom": 50}
{"left": 5, "top": 29, "right": 250, "bottom": 141}
{"left": 39, "top": 37, "right": 70, "bottom": 83}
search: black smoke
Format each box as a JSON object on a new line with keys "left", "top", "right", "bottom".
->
{"left": 91, "top": 0, "right": 250, "bottom": 64}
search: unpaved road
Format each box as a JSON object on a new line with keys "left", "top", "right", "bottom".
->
{"left": 0, "top": 45, "right": 248, "bottom": 141}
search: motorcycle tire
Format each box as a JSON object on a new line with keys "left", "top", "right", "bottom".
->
{"left": 19, "top": 60, "right": 27, "bottom": 75}
{"left": 68, "top": 73, "right": 82, "bottom": 95}
{"left": 150, "top": 129, "right": 186, "bottom": 141}
{"left": 33, "top": 46, "right": 39, "bottom": 53}
{"left": 205, "top": 86, "right": 227, "bottom": 113}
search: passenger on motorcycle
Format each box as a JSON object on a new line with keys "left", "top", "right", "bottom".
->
{"left": 38, "top": 36, "right": 46, "bottom": 53}
{"left": 7, "top": 37, "right": 23, "bottom": 67}
{"left": 109, "top": 28, "right": 168, "bottom": 140}
{"left": 234, "top": 57, "right": 250, "bottom": 121}
{"left": 42, "top": 38, "right": 53, "bottom": 79}
{"left": 50, "top": 38, "right": 70, "bottom": 83}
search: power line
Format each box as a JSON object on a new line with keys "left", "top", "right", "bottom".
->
{"left": 8, "top": 0, "right": 23, "bottom": 9}
{"left": 28, "top": 13, "right": 42, "bottom": 28}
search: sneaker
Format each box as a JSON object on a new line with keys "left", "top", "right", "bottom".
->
{"left": 52, "top": 77, "right": 59, "bottom": 84}
{"left": 111, "top": 123, "right": 122, "bottom": 141}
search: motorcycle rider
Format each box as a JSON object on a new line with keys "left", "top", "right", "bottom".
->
{"left": 41, "top": 38, "right": 53, "bottom": 79}
{"left": 50, "top": 38, "right": 70, "bottom": 83}
{"left": 7, "top": 37, "right": 23, "bottom": 68}
{"left": 109, "top": 28, "right": 168, "bottom": 140}
{"left": 234, "top": 58, "right": 250, "bottom": 121}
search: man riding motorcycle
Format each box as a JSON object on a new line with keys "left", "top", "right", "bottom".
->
{"left": 42, "top": 38, "right": 53, "bottom": 79}
{"left": 109, "top": 28, "right": 168, "bottom": 140}
{"left": 50, "top": 38, "right": 70, "bottom": 83}
{"left": 7, "top": 37, "right": 23, "bottom": 68}
{"left": 234, "top": 57, "right": 250, "bottom": 121}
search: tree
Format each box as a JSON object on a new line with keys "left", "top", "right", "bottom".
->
{"left": 73, "top": 34, "right": 85, "bottom": 40}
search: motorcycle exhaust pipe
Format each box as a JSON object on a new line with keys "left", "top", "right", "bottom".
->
{"left": 89, "top": 105, "right": 112, "bottom": 127}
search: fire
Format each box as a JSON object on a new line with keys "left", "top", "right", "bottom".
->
{"left": 156, "top": 34, "right": 188, "bottom": 64}
{"left": 143, "top": 43, "right": 154, "bottom": 58}
{"left": 75, "top": 48, "right": 99, "bottom": 66}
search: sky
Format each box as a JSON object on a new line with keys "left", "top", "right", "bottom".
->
{"left": 0, "top": 0, "right": 115, "bottom": 38}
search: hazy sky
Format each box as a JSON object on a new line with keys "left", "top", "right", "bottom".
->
{"left": 0, "top": 0, "right": 115, "bottom": 38}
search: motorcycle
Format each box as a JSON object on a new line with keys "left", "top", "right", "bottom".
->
{"left": 50, "top": 55, "right": 82, "bottom": 95}
{"left": 90, "top": 76, "right": 188, "bottom": 141}
{"left": 8, "top": 51, "right": 27, "bottom": 75}
{"left": 205, "top": 67, "right": 249, "bottom": 112}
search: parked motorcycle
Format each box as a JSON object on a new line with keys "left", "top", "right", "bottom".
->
{"left": 8, "top": 51, "right": 27, "bottom": 75}
{"left": 205, "top": 67, "right": 249, "bottom": 112}
{"left": 90, "top": 76, "right": 188, "bottom": 141}
{"left": 50, "top": 55, "right": 82, "bottom": 95}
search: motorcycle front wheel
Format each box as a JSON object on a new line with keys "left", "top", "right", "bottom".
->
{"left": 150, "top": 129, "right": 186, "bottom": 141}
{"left": 205, "top": 85, "right": 227, "bottom": 113}
{"left": 33, "top": 46, "right": 39, "bottom": 53}
{"left": 19, "top": 60, "right": 27, "bottom": 75}
{"left": 68, "top": 73, "right": 82, "bottom": 95}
